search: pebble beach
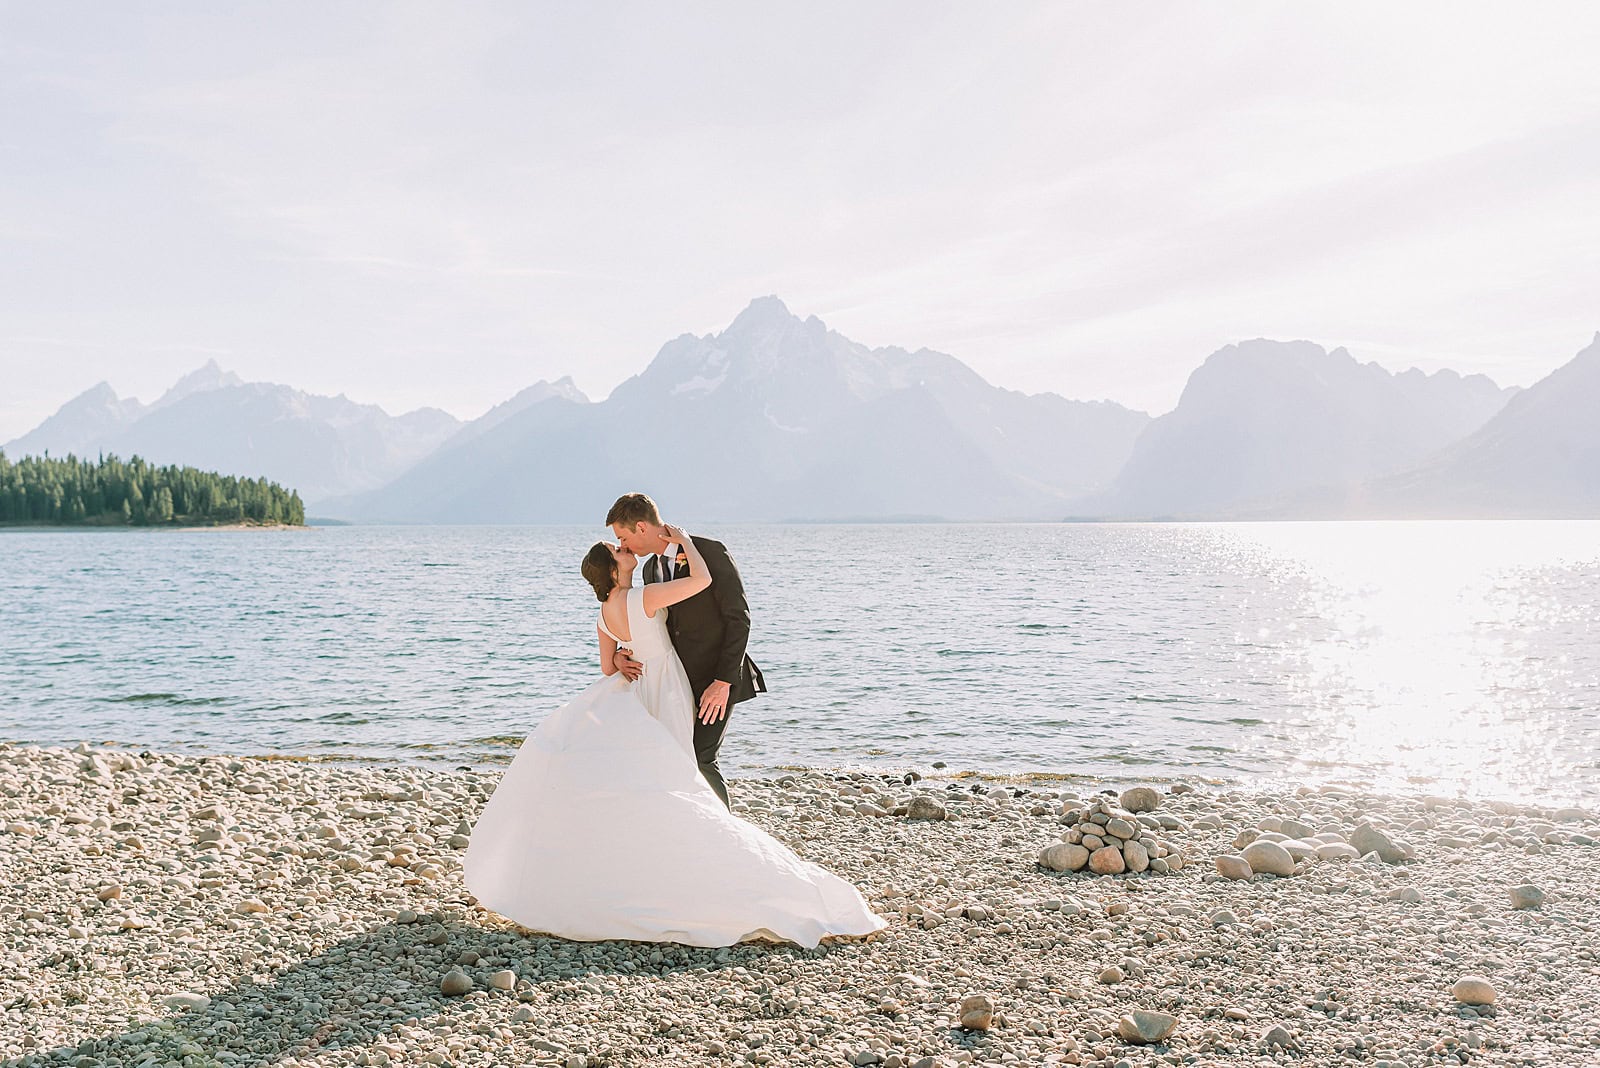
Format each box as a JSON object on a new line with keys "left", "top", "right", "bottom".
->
{"left": 3, "top": 741, "right": 1598, "bottom": 1068}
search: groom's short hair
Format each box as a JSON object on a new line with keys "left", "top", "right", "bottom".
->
{"left": 606, "top": 493, "right": 660, "bottom": 528}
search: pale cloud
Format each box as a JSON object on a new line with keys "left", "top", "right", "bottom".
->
{"left": 2, "top": 1, "right": 1598, "bottom": 441}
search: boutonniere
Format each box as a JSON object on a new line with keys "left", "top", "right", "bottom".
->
{"left": 674, "top": 552, "right": 689, "bottom": 567}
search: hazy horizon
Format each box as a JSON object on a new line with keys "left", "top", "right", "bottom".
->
{"left": 4, "top": 2, "right": 1600, "bottom": 442}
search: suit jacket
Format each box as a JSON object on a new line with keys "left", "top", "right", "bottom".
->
{"left": 645, "top": 535, "right": 767, "bottom": 704}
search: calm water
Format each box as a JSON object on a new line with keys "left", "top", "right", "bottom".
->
{"left": 2, "top": 523, "right": 1597, "bottom": 804}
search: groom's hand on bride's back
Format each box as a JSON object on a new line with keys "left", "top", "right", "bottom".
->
{"left": 613, "top": 647, "right": 643, "bottom": 681}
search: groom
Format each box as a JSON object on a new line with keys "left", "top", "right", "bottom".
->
{"left": 607, "top": 493, "right": 766, "bottom": 807}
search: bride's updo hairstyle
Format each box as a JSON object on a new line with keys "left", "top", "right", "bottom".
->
{"left": 581, "top": 543, "right": 617, "bottom": 602}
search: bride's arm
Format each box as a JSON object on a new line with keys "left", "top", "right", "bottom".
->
{"left": 641, "top": 524, "right": 712, "bottom": 617}
{"left": 598, "top": 625, "right": 620, "bottom": 676}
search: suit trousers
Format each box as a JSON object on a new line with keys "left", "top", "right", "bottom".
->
{"left": 690, "top": 679, "right": 738, "bottom": 808}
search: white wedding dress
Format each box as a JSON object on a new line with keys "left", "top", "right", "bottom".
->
{"left": 463, "top": 586, "right": 887, "bottom": 948}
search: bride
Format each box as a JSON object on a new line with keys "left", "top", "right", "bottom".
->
{"left": 462, "top": 525, "right": 887, "bottom": 948}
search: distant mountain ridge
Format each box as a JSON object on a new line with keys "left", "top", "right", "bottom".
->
{"left": 11, "top": 305, "right": 1598, "bottom": 521}
{"left": 327, "top": 297, "right": 1153, "bottom": 522}
{"left": 6, "top": 360, "right": 256, "bottom": 464}
{"left": 1353, "top": 333, "right": 1600, "bottom": 517}
{"left": 151, "top": 361, "right": 245, "bottom": 410}
{"left": 3, "top": 360, "right": 462, "bottom": 504}
{"left": 436, "top": 377, "right": 590, "bottom": 452}
{"left": 1085, "top": 339, "right": 1519, "bottom": 518}
{"left": 5, "top": 381, "right": 149, "bottom": 460}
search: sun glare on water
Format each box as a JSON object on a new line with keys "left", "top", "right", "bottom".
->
{"left": 1235, "top": 521, "right": 1600, "bottom": 802}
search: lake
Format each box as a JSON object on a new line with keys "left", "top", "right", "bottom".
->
{"left": 2, "top": 521, "right": 1597, "bottom": 805}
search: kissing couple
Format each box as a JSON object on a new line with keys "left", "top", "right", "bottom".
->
{"left": 463, "top": 493, "right": 886, "bottom": 947}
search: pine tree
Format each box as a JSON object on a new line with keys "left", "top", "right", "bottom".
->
{"left": 0, "top": 453, "right": 304, "bottom": 527}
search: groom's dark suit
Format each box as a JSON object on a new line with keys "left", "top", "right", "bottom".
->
{"left": 644, "top": 535, "right": 766, "bottom": 806}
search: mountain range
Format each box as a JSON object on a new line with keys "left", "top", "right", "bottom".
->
{"left": 4, "top": 361, "right": 461, "bottom": 503}
{"left": 1353, "top": 332, "right": 1600, "bottom": 518}
{"left": 318, "top": 296, "right": 1152, "bottom": 521}
{"left": 1087, "top": 338, "right": 1520, "bottom": 518}
{"left": 7, "top": 300, "right": 1598, "bottom": 520}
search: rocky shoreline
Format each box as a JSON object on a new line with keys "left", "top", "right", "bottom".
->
{"left": 2, "top": 741, "right": 1597, "bottom": 1067}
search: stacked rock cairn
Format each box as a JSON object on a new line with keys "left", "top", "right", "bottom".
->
{"left": 1037, "top": 787, "right": 1187, "bottom": 875}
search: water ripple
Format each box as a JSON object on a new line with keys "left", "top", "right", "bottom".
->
{"left": 1, "top": 521, "right": 1597, "bottom": 805}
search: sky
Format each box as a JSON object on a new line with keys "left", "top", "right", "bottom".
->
{"left": 3, "top": 1, "right": 1599, "bottom": 442}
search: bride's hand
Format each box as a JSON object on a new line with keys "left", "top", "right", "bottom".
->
{"left": 662, "top": 523, "right": 689, "bottom": 545}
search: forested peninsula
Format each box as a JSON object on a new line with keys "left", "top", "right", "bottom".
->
{"left": 0, "top": 452, "right": 304, "bottom": 527}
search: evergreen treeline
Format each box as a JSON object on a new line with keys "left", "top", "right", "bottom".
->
{"left": 0, "top": 452, "right": 305, "bottom": 527}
